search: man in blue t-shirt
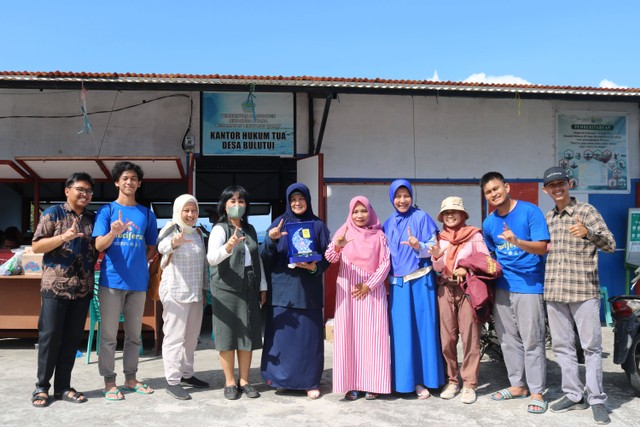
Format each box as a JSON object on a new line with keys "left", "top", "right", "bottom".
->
{"left": 93, "top": 161, "right": 158, "bottom": 400}
{"left": 481, "top": 171, "right": 550, "bottom": 414}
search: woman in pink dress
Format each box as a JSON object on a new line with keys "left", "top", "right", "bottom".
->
{"left": 325, "top": 196, "right": 391, "bottom": 400}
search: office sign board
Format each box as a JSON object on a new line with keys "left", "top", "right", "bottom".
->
{"left": 556, "top": 111, "right": 628, "bottom": 193}
{"left": 202, "top": 92, "right": 294, "bottom": 157}
{"left": 626, "top": 208, "right": 640, "bottom": 268}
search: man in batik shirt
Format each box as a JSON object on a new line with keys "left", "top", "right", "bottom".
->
{"left": 31, "top": 172, "right": 97, "bottom": 407}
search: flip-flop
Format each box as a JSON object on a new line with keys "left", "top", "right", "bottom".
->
{"left": 365, "top": 392, "right": 379, "bottom": 400}
{"left": 103, "top": 388, "right": 124, "bottom": 401}
{"left": 122, "top": 383, "right": 154, "bottom": 395}
{"left": 527, "top": 399, "right": 548, "bottom": 414}
{"left": 31, "top": 391, "right": 50, "bottom": 408}
{"left": 490, "top": 388, "right": 530, "bottom": 401}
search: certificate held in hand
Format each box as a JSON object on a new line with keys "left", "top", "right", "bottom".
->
{"left": 285, "top": 221, "right": 322, "bottom": 263}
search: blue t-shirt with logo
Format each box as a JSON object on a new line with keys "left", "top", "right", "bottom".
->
{"left": 92, "top": 202, "right": 158, "bottom": 292}
{"left": 482, "top": 200, "right": 549, "bottom": 294}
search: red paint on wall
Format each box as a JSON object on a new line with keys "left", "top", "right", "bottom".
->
{"left": 485, "top": 182, "right": 539, "bottom": 215}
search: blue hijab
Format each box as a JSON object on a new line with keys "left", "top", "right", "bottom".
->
{"left": 383, "top": 179, "right": 438, "bottom": 277}
{"left": 267, "top": 182, "right": 331, "bottom": 254}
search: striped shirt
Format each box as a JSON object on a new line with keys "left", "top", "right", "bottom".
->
{"left": 544, "top": 198, "right": 615, "bottom": 303}
{"left": 326, "top": 241, "right": 392, "bottom": 394}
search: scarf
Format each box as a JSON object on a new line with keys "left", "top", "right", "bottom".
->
{"left": 159, "top": 194, "right": 199, "bottom": 238}
{"left": 438, "top": 224, "right": 481, "bottom": 278}
{"left": 333, "top": 196, "right": 385, "bottom": 274}
{"left": 383, "top": 179, "right": 438, "bottom": 277}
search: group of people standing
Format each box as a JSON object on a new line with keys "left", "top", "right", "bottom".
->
{"left": 29, "top": 161, "right": 615, "bottom": 425}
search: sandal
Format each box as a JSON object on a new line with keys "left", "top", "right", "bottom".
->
{"left": 416, "top": 385, "right": 431, "bottom": 400}
{"left": 103, "top": 387, "right": 124, "bottom": 401}
{"left": 344, "top": 391, "right": 360, "bottom": 401}
{"left": 122, "top": 383, "right": 154, "bottom": 395}
{"left": 365, "top": 392, "right": 379, "bottom": 400}
{"left": 490, "top": 388, "right": 530, "bottom": 401}
{"left": 31, "top": 390, "right": 50, "bottom": 408}
{"left": 527, "top": 399, "right": 548, "bottom": 414}
{"left": 306, "top": 389, "right": 320, "bottom": 400}
{"left": 55, "top": 388, "right": 87, "bottom": 404}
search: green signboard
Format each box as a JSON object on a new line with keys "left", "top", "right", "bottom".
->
{"left": 626, "top": 208, "right": 640, "bottom": 269}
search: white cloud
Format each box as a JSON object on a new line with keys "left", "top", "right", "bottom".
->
{"left": 430, "top": 70, "right": 439, "bottom": 81}
{"left": 599, "top": 79, "right": 627, "bottom": 89}
{"left": 463, "top": 73, "right": 532, "bottom": 85}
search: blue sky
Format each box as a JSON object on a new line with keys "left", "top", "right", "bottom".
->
{"left": 2, "top": 0, "right": 638, "bottom": 88}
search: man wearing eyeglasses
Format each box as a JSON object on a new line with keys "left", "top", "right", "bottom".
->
{"left": 30, "top": 172, "right": 98, "bottom": 407}
{"left": 93, "top": 161, "right": 158, "bottom": 400}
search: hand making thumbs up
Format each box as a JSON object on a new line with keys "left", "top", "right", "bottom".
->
{"left": 569, "top": 217, "right": 588, "bottom": 238}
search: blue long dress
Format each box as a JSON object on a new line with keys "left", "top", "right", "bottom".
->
{"left": 260, "top": 183, "right": 331, "bottom": 390}
{"left": 383, "top": 179, "right": 445, "bottom": 392}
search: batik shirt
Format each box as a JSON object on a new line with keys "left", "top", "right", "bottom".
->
{"left": 544, "top": 197, "right": 615, "bottom": 303}
{"left": 32, "top": 202, "right": 97, "bottom": 299}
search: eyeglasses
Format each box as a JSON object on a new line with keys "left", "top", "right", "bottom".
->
{"left": 69, "top": 187, "right": 94, "bottom": 196}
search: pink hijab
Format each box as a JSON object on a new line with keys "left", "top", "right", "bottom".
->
{"left": 333, "top": 196, "right": 386, "bottom": 274}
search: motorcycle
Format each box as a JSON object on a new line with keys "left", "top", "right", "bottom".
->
{"left": 609, "top": 282, "right": 640, "bottom": 397}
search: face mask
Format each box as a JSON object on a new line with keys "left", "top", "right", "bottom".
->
{"left": 227, "top": 205, "right": 246, "bottom": 219}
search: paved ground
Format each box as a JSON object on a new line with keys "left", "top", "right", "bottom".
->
{"left": 1, "top": 320, "right": 638, "bottom": 427}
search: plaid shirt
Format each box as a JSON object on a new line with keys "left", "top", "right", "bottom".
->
{"left": 544, "top": 198, "right": 615, "bottom": 303}
{"left": 157, "top": 228, "right": 209, "bottom": 303}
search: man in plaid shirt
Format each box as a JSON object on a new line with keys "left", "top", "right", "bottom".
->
{"left": 542, "top": 166, "right": 616, "bottom": 425}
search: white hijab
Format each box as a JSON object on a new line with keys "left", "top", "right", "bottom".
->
{"left": 160, "top": 194, "right": 199, "bottom": 236}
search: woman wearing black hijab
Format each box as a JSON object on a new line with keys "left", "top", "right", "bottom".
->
{"left": 260, "top": 183, "right": 331, "bottom": 399}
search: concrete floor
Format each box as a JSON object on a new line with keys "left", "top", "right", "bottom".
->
{"left": 1, "top": 323, "right": 638, "bottom": 427}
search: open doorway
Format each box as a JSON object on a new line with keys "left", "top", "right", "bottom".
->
{"left": 194, "top": 156, "right": 298, "bottom": 236}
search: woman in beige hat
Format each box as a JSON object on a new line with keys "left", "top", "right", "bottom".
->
{"left": 429, "top": 196, "right": 490, "bottom": 404}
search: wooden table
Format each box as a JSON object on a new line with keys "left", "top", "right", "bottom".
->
{"left": 0, "top": 275, "right": 163, "bottom": 354}
{"left": 0, "top": 275, "right": 42, "bottom": 335}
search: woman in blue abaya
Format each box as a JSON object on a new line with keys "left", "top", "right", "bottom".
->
{"left": 383, "top": 179, "right": 444, "bottom": 399}
{"left": 260, "top": 183, "right": 331, "bottom": 399}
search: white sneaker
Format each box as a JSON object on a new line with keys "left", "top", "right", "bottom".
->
{"left": 440, "top": 383, "right": 460, "bottom": 400}
{"left": 461, "top": 387, "right": 477, "bottom": 404}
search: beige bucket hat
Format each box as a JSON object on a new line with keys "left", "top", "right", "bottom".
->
{"left": 437, "top": 196, "right": 470, "bottom": 222}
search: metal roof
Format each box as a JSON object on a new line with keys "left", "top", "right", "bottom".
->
{"left": 7, "top": 157, "right": 185, "bottom": 183}
{"left": 1, "top": 70, "right": 639, "bottom": 100}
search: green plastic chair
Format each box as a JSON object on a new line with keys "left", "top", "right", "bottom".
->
{"left": 86, "top": 273, "right": 143, "bottom": 364}
{"left": 600, "top": 285, "right": 613, "bottom": 327}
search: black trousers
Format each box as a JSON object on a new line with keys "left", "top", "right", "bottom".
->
{"left": 35, "top": 295, "right": 91, "bottom": 394}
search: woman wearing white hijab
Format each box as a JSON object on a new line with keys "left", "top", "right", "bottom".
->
{"left": 157, "top": 194, "right": 210, "bottom": 400}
